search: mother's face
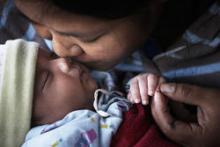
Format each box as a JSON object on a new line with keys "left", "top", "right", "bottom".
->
{"left": 15, "top": 0, "right": 158, "bottom": 70}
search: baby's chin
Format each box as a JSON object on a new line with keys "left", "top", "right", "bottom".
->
{"left": 86, "top": 73, "right": 98, "bottom": 91}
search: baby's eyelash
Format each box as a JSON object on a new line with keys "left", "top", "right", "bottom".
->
{"left": 50, "top": 53, "right": 58, "bottom": 59}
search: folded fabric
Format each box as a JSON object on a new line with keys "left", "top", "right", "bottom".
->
{"left": 22, "top": 89, "right": 131, "bottom": 147}
{"left": 111, "top": 104, "right": 179, "bottom": 147}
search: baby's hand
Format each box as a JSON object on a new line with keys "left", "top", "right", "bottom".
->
{"left": 127, "top": 73, "right": 164, "bottom": 105}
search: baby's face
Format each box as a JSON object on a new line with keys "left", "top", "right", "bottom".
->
{"left": 32, "top": 49, "right": 97, "bottom": 126}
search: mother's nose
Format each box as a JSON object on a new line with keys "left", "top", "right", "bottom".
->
{"left": 53, "top": 41, "right": 84, "bottom": 58}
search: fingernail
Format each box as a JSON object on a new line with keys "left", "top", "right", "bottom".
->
{"left": 160, "top": 84, "right": 175, "bottom": 93}
{"left": 135, "top": 99, "right": 140, "bottom": 103}
{"left": 149, "top": 90, "right": 153, "bottom": 96}
{"left": 142, "top": 100, "right": 148, "bottom": 105}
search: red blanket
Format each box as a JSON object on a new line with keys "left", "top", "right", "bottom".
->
{"left": 111, "top": 104, "right": 180, "bottom": 147}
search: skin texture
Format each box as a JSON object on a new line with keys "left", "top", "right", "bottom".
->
{"left": 151, "top": 83, "right": 220, "bottom": 147}
{"left": 15, "top": 0, "right": 220, "bottom": 146}
{"left": 127, "top": 73, "right": 193, "bottom": 123}
{"left": 32, "top": 49, "right": 97, "bottom": 126}
{"left": 15, "top": 0, "right": 160, "bottom": 70}
{"left": 127, "top": 73, "right": 165, "bottom": 105}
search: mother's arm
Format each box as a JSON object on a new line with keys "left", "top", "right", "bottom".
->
{"left": 151, "top": 83, "right": 220, "bottom": 147}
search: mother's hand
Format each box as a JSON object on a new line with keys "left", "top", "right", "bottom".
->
{"left": 151, "top": 83, "right": 220, "bottom": 147}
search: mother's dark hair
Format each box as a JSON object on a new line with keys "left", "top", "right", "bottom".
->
{"left": 51, "top": 0, "right": 153, "bottom": 19}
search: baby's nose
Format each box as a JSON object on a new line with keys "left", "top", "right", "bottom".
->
{"left": 57, "top": 58, "right": 72, "bottom": 73}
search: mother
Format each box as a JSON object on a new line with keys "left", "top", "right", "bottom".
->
{"left": 6, "top": 0, "right": 220, "bottom": 146}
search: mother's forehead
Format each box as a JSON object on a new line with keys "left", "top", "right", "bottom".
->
{"left": 15, "top": 0, "right": 114, "bottom": 28}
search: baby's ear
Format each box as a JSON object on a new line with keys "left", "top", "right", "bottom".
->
{"left": 50, "top": 52, "right": 59, "bottom": 59}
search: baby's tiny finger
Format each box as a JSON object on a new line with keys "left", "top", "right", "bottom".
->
{"left": 137, "top": 75, "right": 149, "bottom": 105}
{"left": 130, "top": 79, "right": 141, "bottom": 103}
{"left": 148, "top": 74, "right": 159, "bottom": 96}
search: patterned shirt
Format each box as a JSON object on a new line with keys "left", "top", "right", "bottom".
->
{"left": 22, "top": 90, "right": 131, "bottom": 147}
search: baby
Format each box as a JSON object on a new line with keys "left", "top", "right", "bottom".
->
{"left": 0, "top": 39, "right": 179, "bottom": 147}
{"left": 0, "top": 39, "right": 131, "bottom": 147}
{"left": 31, "top": 48, "right": 176, "bottom": 147}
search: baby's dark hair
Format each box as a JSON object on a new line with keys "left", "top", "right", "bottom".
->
{"left": 51, "top": 0, "right": 153, "bottom": 19}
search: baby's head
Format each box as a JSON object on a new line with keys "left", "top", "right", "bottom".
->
{"left": 0, "top": 39, "right": 97, "bottom": 146}
{"left": 33, "top": 48, "right": 97, "bottom": 126}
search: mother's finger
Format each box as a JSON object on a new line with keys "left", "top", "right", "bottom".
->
{"left": 151, "top": 91, "right": 201, "bottom": 146}
{"left": 160, "top": 83, "right": 211, "bottom": 107}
